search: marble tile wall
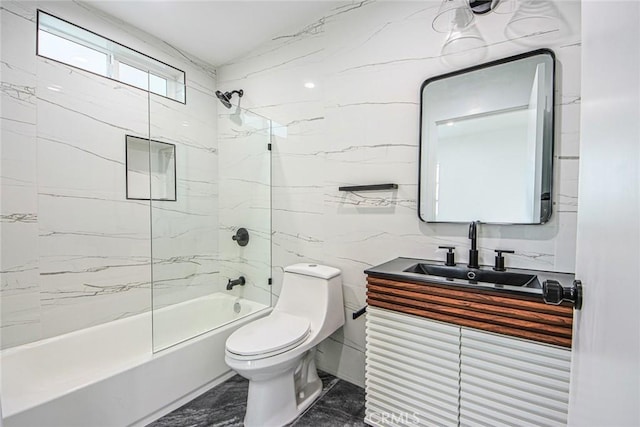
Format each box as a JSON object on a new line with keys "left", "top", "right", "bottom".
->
{"left": 218, "top": 0, "right": 582, "bottom": 387}
{"left": 217, "top": 108, "right": 272, "bottom": 307}
{"left": 148, "top": 81, "right": 219, "bottom": 313}
{"left": 1, "top": 1, "right": 218, "bottom": 349}
{"left": 1, "top": 0, "right": 40, "bottom": 348}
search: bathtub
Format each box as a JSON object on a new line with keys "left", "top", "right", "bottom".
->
{"left": 1, "top": 293, "right": 269, "bottom": 427}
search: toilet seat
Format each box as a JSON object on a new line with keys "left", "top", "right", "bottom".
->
{"left": 226, "top": 312, "right": 310, "bottom": 360}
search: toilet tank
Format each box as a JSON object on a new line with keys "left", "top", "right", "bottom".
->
{"left": 275, "top": 264, "right": 344, "bottom": 344}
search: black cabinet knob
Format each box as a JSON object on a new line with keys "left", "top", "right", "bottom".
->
{"left": 542, "top": 280, "right": 563, "bottom": 304}
{"left": 543, "top": 279, "right": 583, "bottom": 310}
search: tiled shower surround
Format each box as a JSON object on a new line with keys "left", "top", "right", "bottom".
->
{"left": 0, "top": 0, "right": 224, "bottom": 349}
{"left": 218, "top": 1, "right": 581, "bottom": 386}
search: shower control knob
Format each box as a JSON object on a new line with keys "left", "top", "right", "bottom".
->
{"left": 543, "top": 279, "right": 583, "bottom": 310}
{"left": 232, "top": 228, "right": 249, "bottom": 247}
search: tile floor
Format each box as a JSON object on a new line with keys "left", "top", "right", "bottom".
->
{"left": 148, "top": 371, "right": 367, "bottom": 427}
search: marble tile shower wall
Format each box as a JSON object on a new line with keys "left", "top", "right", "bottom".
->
{"left": 216, "top": 109, "right": 272, "bottom": 307}
{"left": 1, "top": 1, "right": 218, "bottom": 349}
{"left": 218, "top": 0, "right": 581, "bottom": 386}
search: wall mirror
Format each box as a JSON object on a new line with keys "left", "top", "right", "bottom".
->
{"left": 419, "top": 49, "right": 555, "bottom": 224}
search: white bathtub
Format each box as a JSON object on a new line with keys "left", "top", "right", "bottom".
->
{"left": 1, "top": 293, "right": 269, "bottom": 427}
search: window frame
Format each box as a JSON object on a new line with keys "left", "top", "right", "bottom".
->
{"left": 36, "top": 10, "right": 187, "bottom": 104}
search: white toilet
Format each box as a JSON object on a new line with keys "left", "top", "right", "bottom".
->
{"left": 225, "top": 263, "right": 345, "bottom": 427}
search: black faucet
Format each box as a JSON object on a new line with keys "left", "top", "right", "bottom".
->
{"left": 468, "top": 221, "right": 480, "bottom": 269}
{"left": 226, "top": 276, "right": 246, "bottom": 290}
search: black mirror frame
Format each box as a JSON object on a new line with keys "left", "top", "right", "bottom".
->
{"left": 417, "top": 48, "right": 556, "bottom": 225}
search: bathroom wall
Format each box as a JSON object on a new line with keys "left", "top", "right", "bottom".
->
{"left": 0, "top": 1, "right": 218, "bottom": 349}
{"left": 218, "top": 0, "right": 581, "bottom": 386}
{"left": 216, "top": 108, "right": 272, "bottom": 307}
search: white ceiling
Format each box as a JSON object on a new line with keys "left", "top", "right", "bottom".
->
{"left": 86, "top": 1, "right": 342, "bottom": 67}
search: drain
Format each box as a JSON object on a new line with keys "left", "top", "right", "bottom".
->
{"left": 233, "top": 302, "right": 241, "bottom": 314}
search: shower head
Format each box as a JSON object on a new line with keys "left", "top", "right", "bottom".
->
{"left": 215, "top": 90, "right": 232, "bottom": 108}
{"left": 215, "top": 89, "right": 244, "bottom": 109}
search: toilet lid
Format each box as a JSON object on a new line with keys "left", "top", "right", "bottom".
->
{"left": 226, "top": 312, "right": 310, "bottom": 357}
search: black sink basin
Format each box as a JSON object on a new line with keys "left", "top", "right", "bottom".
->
{"left": 403, "top": 263, "right": 538, "bottom": 287}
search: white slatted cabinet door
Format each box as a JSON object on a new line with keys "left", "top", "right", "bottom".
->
{"left": 365, "top": 307, "right": 461, "bottom": 427}
{"left": 460, "top": 327, "right": 571, "bottom": 427}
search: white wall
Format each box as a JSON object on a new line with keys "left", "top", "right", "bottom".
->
{"left": 218, "top": 0, "right": 582, "bottom": 386}
{"left": 568, "top": 1, "right": 640, "bottom": 425}
{"left": 0, "top": 1, "right": 218, "bottom": 349}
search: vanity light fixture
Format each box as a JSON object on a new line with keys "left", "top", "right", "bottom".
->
{"left": 505, "top": 0, "right": 564, "bottom": 43}
{"left": 433, "top": 0, "right": 565, "bottom": 51}
{"left": 441, "top": 21, "right": 487, "bottom": 65}
{"left": 432, "top": 0, "right": 504, "bottom": 66}
{"left": 432, "top": 0, "right": 474, "bottom": 33}
{"left": 469, "top": 0, "right": 501, "bottom": 14}
{"left": 432, "top": 0, "right": 501, "bottom": 34}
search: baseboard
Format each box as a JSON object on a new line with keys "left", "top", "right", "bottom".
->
{"left": 315, "top": 362, "right": 365, "bottom": 389}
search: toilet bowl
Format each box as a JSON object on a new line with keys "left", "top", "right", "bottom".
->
{"left": 225, "top": 263, "right": 344, "bottom": 427}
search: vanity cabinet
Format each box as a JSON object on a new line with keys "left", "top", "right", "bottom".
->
{"left": 459, "top": 327, "right": 571, "bottom": 427}
{"left": 364, "top": 277, "right": 572, "bottom": 427}
{"left": 366, "top": 306, "right": 460, "bottom": 426}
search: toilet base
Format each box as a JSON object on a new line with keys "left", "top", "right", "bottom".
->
{"left": 243, "top": 351, "right": 322, "bottom": 427}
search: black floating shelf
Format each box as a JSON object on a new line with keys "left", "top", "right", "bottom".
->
{"left": 339, "top": 183, "right": 398, "bottom": 192}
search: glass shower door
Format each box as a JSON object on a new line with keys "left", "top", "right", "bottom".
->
{"left": 217, "top": 107, "right": 273, "bottom": 310}
{"left": 149, "top": 90, "right": 271, "bottom": 352}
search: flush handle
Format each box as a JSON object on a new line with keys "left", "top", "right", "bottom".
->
{"left": 542, "top": 279, "right": 583, "bottom": 310}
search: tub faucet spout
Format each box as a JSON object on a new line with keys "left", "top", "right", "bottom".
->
{"left": 227, "top": 276, "right": 246, "bottom": 290}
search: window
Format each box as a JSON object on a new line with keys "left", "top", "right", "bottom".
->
{"left": 38, "top": 30, "right": 108, "bottom": 75}
{"left": 37, "top": 10, "right": 186, "bottom": 103}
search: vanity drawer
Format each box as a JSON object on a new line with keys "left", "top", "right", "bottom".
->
{"left": 366, "top": 276, "right": 573, "bottom": 348}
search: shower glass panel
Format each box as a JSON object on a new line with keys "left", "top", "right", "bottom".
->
{"left": 217, "top": 107, "right": 273, "bottom": 309}
{"left": 0, "top": 48, "right": 153, "bottom": 350}
{"left": 149, "top": 93, "right": 272, "bottom": 352}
